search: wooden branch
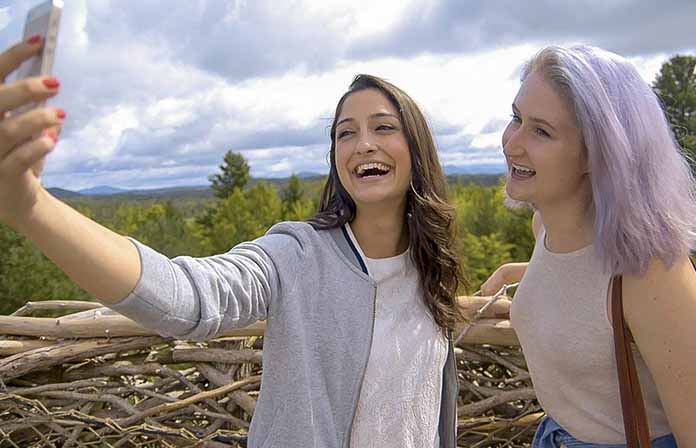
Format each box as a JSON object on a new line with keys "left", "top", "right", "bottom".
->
{"left": 196, "top": 363, "right": 234, "bottom": 388}
{"left": 0, "top": 312, "right": 516, "bottom": 346}
{"left": 172, "top": 347, "right": 262, "bottom": 365}
{"left": 125, "top": 375, "right": 261, "bottom": 423}
{"left": 230, "top": 390, "right": 257, "bottom": 414}
{"left": 455, "top": 319, "right": 519, "bottom": 346}
{"left": 10, "top": 301, "right": 102, "bottom": 317}
{"left": 0, "top": 339, "right": 58, "bottom": 356}
{"left": 0, "top": 336, "right": 167, "bottom": 380}
{"left": 457, "top": 387, "right": 537, "bottom": 417}
{"left": 0, "top": 314, "right": 265, "bottom": 339}
{"left": 458, "top": 412, "right": 544, "bottom": 431}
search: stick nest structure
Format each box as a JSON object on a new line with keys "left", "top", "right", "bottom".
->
{"left": 0, "top": 299, "right": 541, "bottom": 447}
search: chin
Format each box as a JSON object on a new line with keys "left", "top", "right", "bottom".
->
{"left": 503, "top": 188, "right": 531, "bottom": 210}
{"left": 504, "top": 183, "right": 530, "bottom": 205}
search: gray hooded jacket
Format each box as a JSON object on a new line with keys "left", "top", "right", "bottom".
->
{"left": 111, "top": 221, "right": 458, "bottom": 448}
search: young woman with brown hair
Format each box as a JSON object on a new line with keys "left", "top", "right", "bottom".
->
{"left": 0, "top": 37, "right": 463, "bottom": 448}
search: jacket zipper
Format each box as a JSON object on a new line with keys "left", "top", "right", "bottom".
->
{"left": 343, "top": 285, "right": 377, "bottom": 448}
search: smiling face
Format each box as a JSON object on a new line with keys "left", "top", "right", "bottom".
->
{"left": 334, "top": 88, "right": 412, "bottom": 213}
{"left": 502, "top": 70, "right": 590, "bottom": 211}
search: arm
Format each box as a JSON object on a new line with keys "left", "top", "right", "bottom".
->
{"left": 479, "top": 210, "right": 541, "bottom": 296}
{"left": 457, "top": 296, "right": 511, "bottom": 320}
{"left": 623, "top": 255, "right": 696, "bottom": 445}
{"left": 17, "top": 189, "right": 142, "bottom": 305}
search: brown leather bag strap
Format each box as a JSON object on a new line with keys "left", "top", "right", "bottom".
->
{"left": 611, "top": 274, "right": 651, "bottom": 448}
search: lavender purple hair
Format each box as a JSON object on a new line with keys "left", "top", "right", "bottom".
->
{"left": 523, "top": 45, "right": 696, "bottom": 275}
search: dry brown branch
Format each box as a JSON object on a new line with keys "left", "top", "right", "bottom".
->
{"left": 10, "top": 300, "right": 103, "bottom": 317}
{"left": 457, "top": 387, "right": 537, "bottom": 417}
{"left": 0, "top": 339, "right": 58, "bottom": 356}
{"left": 131, "top": 375, "right": 261, "bottom": 422}
{"left": 172, "top": 347, "right": 263, "bottom": 364}
{"left": 0, "top": 336, "right": 167, "bottom": 380}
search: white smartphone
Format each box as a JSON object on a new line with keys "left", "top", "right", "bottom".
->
{"left": 13, "top": 0, "right": 63, "bottom": 113}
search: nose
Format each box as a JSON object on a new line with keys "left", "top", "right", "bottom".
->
{"left": 355, "top": 132, "right": 377, "bottom": 155}
{"left": 502, "top": 125, "right": 524, "bottom": 158}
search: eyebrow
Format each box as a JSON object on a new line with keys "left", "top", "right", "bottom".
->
{"left": 512, "top": 103, "right": 557, "bottom": 132}
{"left": 336, "top": 112, "right": 401, "bottom": 128}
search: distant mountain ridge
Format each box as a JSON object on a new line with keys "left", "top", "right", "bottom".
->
{"left": 78, "top": 185, "right": 130, "bottom": 195}
{"left": 47, "top": 166, "right": 505, "bottom": 198}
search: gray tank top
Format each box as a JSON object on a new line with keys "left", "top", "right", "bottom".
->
{"left": 510, "top": 229, "right": 672, "bottom": 443}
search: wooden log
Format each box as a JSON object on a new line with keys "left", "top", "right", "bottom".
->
{"left": 0, "top": 339, "right": 57, "bottom": 356}
{"left": 230, "top": 390, "right": 257, "bottom": 414}
{"left": 455, "top": 319, "right": 519, "bottom": 347}
{"left": 0, "top": 336, "right": 168, "bottom": 381}
{"left": 0, "top": 315, "right": 266, "bottom": 339}
{"left": 172, "top": 347, "right": 262, "bottom": 365}
{"left": 0, "top": 314, "right": 515, "bottom": 346}
{"left": 10, "top": 300, "right": 102, "bottom": 317}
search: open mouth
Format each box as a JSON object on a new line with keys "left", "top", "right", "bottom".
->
{"left": 511, "top": 163, "right": 536, "bottom": 179}
{"left": 354, "top": 162, "right": 392, "bottom": 179}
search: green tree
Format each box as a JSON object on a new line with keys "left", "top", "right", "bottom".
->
{"left": 202, "top": 182, "right": 283, "bottom": 254}
{"left": 115, "top": 201, "right": 201, "bottom": 257}
{"left": 209, "top": 151, "right": 251, "bottom": 199}
{"left": 281, "top": 174, "right": 314, "bottom": 221}
{"left": 653, "top": 55, "right": 696, "bottom": 166}
{"left": 459, "top": 232, "right": 515, "bottom": 292}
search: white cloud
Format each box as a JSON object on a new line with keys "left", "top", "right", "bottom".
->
{"left": 9, "top": 0, "right": 689, "bottom": 190}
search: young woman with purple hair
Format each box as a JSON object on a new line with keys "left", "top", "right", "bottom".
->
{"left": 481, "top": 45, "right": 696, "bottom": 447}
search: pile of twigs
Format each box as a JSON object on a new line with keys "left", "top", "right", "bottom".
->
{"left": 0, "top": 298, "right": 539, "bottom": 447}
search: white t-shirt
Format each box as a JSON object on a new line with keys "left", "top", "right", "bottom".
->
{"left": 346, "top": 225, "right": 448, "bottom": 448}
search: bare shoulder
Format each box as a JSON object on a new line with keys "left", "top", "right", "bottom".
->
{"left": 623, "top": 254, "right": 696, "bottom": 328}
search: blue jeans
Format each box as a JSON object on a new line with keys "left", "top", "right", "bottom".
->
{"left": 532, "top": 417, "right": 677, "bottom": 448}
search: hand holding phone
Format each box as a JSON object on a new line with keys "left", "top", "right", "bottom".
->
{"left": 13, "top": 0, "right": 63, "bottom": 115}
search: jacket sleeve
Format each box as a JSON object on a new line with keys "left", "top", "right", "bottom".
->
{"left": 109, "top": 223, "right": 306, "bottom": 341}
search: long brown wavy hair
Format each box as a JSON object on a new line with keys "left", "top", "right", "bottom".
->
{"left": 307, "top": 74, "right": 465, "bottom": 331}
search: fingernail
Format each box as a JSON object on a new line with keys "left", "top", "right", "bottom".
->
{"left": 43, "top": 77, "right": 60, "bottom": 89}
{"left": 27, "top": 35, "right": 42, "bottom": 45}
{"left": 56, "top": 108, "right": 66, "bottom": 120}
{"left": 43, "top": 129, "right": 58, "bottom": 143}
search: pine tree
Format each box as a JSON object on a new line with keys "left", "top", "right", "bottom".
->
{"left": 208, "top": 151, "right": 251, "bottom": 199}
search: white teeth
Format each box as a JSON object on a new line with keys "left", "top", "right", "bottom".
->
{"left": 512, "top": 163, "right": 535, "bottom": 175}
{"left": 355, "top": 162, "right": 391, "bottom": 176}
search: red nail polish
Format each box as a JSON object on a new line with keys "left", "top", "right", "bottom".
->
{"left": 27, "top": 35, "right": 42, "bottom": 45}
{"left": 43, "top": 77, "right": 60, "bottom": 89}
{"left": 43, "top": 129, "right": 58, "bottom": 143}
{"left": 56, "top": 108, "right": 66, "bottom": 119}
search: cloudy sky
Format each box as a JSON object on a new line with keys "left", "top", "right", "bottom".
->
{"left": 1, "top": 0, "right": 694, "bottom": 191}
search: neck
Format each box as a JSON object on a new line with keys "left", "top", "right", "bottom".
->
{"left": 351, "top": 202, "right": 409, "bottom": 258}
{"left": 537, "top": 197, "right": 593, "bottom": 253}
